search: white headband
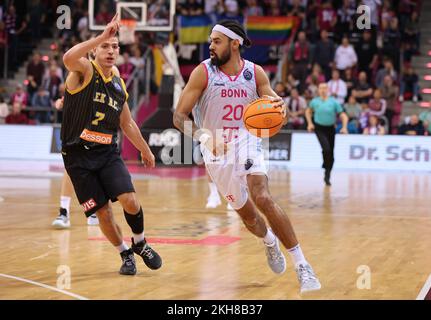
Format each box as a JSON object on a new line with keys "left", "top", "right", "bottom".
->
{"left": 212, "top": 24, "right": 244, "bottom": 45}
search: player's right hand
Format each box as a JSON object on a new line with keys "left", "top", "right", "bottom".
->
{"left": 54, "top": 97, "right": 64, "bottom": 110}
{"left": 141, "top": 150, "right": 156, "bottom": 168}
{"left": 307, "top": 124, "right": 315, "bottom": 132}
{"left": 100, "top": 12, "right": 120, "bottom": 41}
{"left": 206, "top": 139, "right": 228, "bottom": 157}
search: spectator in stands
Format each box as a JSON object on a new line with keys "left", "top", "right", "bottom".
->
{"left": 381, "top": 0, "right": 396, "bottom": 30}
{"left": 285, "top": 88, "right": 307, "bottom": 130}
{"left": 368, "top": 88, "right": 387, "bottom": 118}
{"left": 380, "top": 75, "right": 399, "bottom": 133}
{"left": 362, "top": 0, "right": 382, "bottom": 32}
{"left": 42, "top": 66, "right": 63, "bottom": 100}
{"left": 306, "top": 64, "right": 326, "bottom": 87}
{"left": 383, "top": 17, "right": 402, "bottom": 71}
{"left": 305, "top": 74, "right": 319, "bottom": 100}
{"left": 95, "top": 2, "right": 114, "bottom": 25}
{"left": 359, "top": 103, "right": 371, "bottom": 130}
{"left": 399, "top": 66, "right": 419, "bottom": 102}
{"left": 289, "top": 31, "right": 312, "bottom": 93}
{"left": 287, "top": 0, "right": 306, "bottom": 27}
{"left": 336, "top": 0, "right": 355, "bottom": 37}
{"left": 31, "top": 86, "right": 51, "bottom": 123}
{"left": 375, "top": 59, "right": 398, "bottom": 89}
{"left": 118, "top": 52, "right": 135, "bottom": 89}
{"left": 334, "top": 36, "right": 357, "bottom": 74}
{"left": 419, "top": 109, "right": 431, "bottom": 135}
{"left": 10, "top": 84, "right": 28, "bottom": 106}
{"left": 343, "top": 95, "right": 362, "bottom": 133}
{"left": 363, "top": 114, "right": 385, "bottom": 135}
{"left": 286, "top": 73, "right": 300, "bottom": 93}
{"left": 27, "top": 0, "right": 46, "bottom": 42}
{"left": 0, "top": 21, "right": 6, "bottom": 76}
{"left": 398, "top": 114, "right": 425, "bottom": 136}
{"left": 327, "top": 69, "right": 347, "bottom": 104}
{"left": 274, "top": 81, "right": 288, "bottom": 98}
{"left": 5, "top": 102, "right": 29, "bottom": 125}
{"left": 404, "top": 11, "right": 420, "bottom": 54}
{"left": 356, "top": 30, "right": 378, "bottom": 82}
{"left": 316, "top": 0, "right": 337, "bottom": 33}
{"left": 0, "top": 96, "right": 9, "bottom": 123}
{"left": 44, "top": 60, "right": 64, "bottom": 82}
{"left": 4, "top": 3, "right": 27, "bottom": 69}
{"left": 180, "top": 0, "right": 203, "bottom": 16}
{"left": 221, "top": 0, "right": 239, "bottom": 17}
{"left": 313, "top": 29, "right": 335, "bottom": 80}
{"left": 243, "top": 0, "right": 264, "bottom": 17}
{"left": 26, "top": 52, "right": 45, "bottom": 98}
{"left": 343, "top": 67, "right": 355, "bottom": 100}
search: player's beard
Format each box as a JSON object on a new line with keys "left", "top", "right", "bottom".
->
{"left": 210, "top": 47, "right": 231, "bottom": 67}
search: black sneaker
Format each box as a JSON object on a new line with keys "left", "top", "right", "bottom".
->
{"left": 119, "top": 248, "right": 137, "bottom": 275}
{"left": 131, "top": 237, "right": 162, "bottom": 270}
{"left": 324, "top": 170, "right": 331, "bottom": 186}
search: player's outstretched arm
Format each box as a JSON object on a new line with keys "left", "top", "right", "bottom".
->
{"left": 120, "top": 102, "right": 155, "bottom": 167}
{"left": 173, "top": 64, "right": 207, "bottom": 138}
{"left": 63, "top": 12, "right": 120, "bottom": 74}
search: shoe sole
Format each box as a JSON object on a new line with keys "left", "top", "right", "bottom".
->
{"left": 300, "top": 283, "right": 322, "bottom": 294}
{"left": 52, "top": 223, "right": 70, "bottom": 229}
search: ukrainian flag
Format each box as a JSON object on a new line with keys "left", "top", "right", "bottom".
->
{"left": 179, "top": 15, "right": 213, "bottom": 44}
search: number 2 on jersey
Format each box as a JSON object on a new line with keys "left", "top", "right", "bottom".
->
{"left": 222, "top": 104, "right": 243, "bottom": 121}
{"left": 92, "top": 112, "right": 105, "bottom": 125}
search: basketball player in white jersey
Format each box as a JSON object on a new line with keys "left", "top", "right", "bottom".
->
{"left": 173, "top": 20, "right": 321, "bottom": 294}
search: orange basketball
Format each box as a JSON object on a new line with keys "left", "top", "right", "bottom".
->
{"left": 243, "top": 98, "right": 284, "bottom": 137}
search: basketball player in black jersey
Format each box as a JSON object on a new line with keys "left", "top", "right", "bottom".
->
{"left": 61, "top": 13, "right": 161, "bottom": 275}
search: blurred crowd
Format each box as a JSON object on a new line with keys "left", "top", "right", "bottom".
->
{"left": 0, "top": 0, "right": 429, "bottom": 136}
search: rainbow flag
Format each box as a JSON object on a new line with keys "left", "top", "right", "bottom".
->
{"left": 246, "top": 16, "right": 298, "bottom": 46}
{"left": 179, "top": 15, "right": 212, "bottom": 44}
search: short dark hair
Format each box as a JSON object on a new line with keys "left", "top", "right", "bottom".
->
{"left": 217, "top": 20, "right": 252, "bottom": 48}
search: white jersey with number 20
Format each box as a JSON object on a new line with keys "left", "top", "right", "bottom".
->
{"left": 192, "top": 58, "right": 260, "bottom": 145}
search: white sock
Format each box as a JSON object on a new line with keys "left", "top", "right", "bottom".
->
{"left": 208, "top": 182, "right": 219, "bottom": 198}
{"left": 60, "top": 196, "right": 71, "bottom": 216}
{"left": 116, "top": 242, "right": 129, "bottom": 253}
{"left": 287, "top": 244, "right": 307, "bottom": 266}
{"left": 263, "top": 228, "right": 276, "bottom": 246}
{"left": 133, "top": 232, "right": 145, "bottom": 243}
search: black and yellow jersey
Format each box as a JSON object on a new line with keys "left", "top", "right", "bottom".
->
{"left": 61, "top": 60, "right": 129, "bottom": 148}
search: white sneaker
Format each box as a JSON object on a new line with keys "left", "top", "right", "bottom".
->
{"left": 87, "top": 214, "right": 99, "bottom": 225}
{"left": 413, "top": 95, "right": 418, "bottom": 102}
{"left": 52, "top": 208, "right": 70, "bottom": 229}
{"left": 226, "top": 203, "right": 234, "bottom": 210}
{"left": 264, "top": 237, "right": 286, "bottom": 274}
{"left": 399, "top": 95, "right": 404, "bottom": 102}
{"left": 295, "top": 262, "right": 322, "bottom": 294}
{"left": 206, "top": 196, "right": 221, "bottom": 209}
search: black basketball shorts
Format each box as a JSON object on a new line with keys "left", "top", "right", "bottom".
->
{"left": 62, "top": 144, "right": 135, "bottom": 217}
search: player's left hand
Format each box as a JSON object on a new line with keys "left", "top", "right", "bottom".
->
{"left": 140, "top": 150, "right": 156, "bottom": 167}
{"left": 262, "top": 95, "right": 287, "bottom": 118}
{"left": 339, "top": 127, "right": 349, "bottom": 134}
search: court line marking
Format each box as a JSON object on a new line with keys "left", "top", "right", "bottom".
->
{"left": 0, "top": 273, "right": 89, "bottom": 300}
{"left": 2, "top": 202, "right": 431, "bottom": 221}
{"left": 416, "top": 274, "right": 431, "bottom": 300}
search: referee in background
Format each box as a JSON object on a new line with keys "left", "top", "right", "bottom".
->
{"left": 305, "top": 83, "right": 349, "bottom": 186}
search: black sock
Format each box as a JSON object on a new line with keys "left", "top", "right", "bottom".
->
{"left": 124, "top": 207, "right": 144, "bottom": 235}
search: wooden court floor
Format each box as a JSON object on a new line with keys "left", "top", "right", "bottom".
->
{"left": 0, "top": 167, "right": 430, "bottom": 300}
